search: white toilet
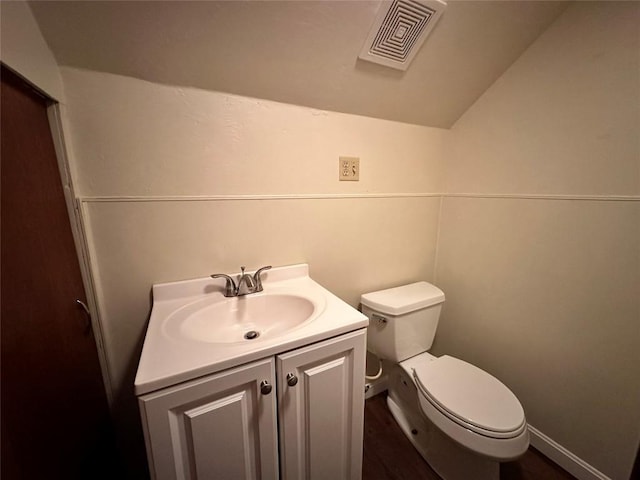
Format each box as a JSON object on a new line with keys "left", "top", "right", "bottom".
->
{"left": 361, "top": 282, "right": 529, "bottom": 480}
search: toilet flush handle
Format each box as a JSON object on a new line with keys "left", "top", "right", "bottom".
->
{"left": 372, "top": 313, "right": 387, "bottom": 327}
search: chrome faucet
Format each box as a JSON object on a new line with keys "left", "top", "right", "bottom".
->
{"left": 236, "top": 266, "right": 255, "bottom": 296}
{"left": 211, "top": 265, "right": 272, "bottom": 297}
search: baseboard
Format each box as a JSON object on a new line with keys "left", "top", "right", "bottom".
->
{"left": 528, "top": 425, "right": 611, "bottom": 480}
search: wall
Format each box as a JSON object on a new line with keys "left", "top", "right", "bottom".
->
{"left": 60, "top": 66, "right": 448, "bottom": 473}
{"left": 0, "top": 0, "right": 64, "bottom": 100}
{"left": 433, "top": 3, "right": 640, "bottom": 480}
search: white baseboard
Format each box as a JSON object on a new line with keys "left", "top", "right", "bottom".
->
{"left": 528, "top": 425, "right": 611, "bottom": 480}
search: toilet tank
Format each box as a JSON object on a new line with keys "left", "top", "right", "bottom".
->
{"left": 361, "top": 282, "right": 445, "bottom": 362}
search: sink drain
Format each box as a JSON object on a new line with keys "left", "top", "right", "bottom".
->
{"left": 244, "top": 330, "right": 260, "bottom": 340}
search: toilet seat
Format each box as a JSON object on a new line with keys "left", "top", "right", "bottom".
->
{"left": 412, "top": 355, "right": 526, "bottom": 439}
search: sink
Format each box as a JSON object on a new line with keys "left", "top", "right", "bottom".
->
{"left": 163, "top": 293, "right": 320, "bottom": 344}
{"left": 136, "top": 264, "right": 369, "bottom": 395}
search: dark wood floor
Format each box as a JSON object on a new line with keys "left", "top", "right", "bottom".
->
{"left": 363, "top": 394, "right": 578, "bottom": 480}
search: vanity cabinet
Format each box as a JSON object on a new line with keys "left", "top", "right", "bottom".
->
{"left": 139, "top": 329, "right": 366, "bottom": 480}
{"left": 139, "top": 357, "right": 279, "bottom": 480}
{"left": 277, "top": 329, "right": 366, "bottom": 480}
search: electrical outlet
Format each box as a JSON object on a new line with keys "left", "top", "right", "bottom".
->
{"left": 339, "top": 157, "right": 360, "bottom": 181}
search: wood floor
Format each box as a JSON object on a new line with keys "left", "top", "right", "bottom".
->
{"left": 363, "top": 394, "right": 578, "bottom": 480}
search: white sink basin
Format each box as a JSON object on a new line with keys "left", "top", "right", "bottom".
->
{"left": 163, "top": 293, "right": 318, "bottom": 344}
{"left": 135, "top": 264, "right": 369, "bottom": 395}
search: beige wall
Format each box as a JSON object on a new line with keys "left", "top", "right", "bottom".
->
{"left": 60, "top": 67, "right": 447, "bottom": 471}
{"left": 434, "top": 3, "right": 640, "bottom": 479}
{"left": 445, "top": 2, "right": 639, "bottom": 197}
{"left": 0, "top": 0, "right": 64, "bottom": 100}
{"left": 62, "top": 68, "right": 447, "bottom": 198}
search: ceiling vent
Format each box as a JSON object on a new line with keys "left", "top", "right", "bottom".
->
{"left": 359, "top": 0, "right": 446, "bottom": 71}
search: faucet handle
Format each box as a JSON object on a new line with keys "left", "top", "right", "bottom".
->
{"left": 253, "top": 265, "right": 272, "bottom": 292}
{"left": 210, "top": 273, "right": 237, "bottom": 297}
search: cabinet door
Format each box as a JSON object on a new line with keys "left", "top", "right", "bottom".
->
{"left": 277, "top": 329, "right": 366, "bottom": 480}
{"left": 139, "top": 358, "right": 278, "bottom": 480}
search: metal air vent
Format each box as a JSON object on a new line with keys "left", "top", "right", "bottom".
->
{"left": 359, "top": 0, "right": 446, "bottom": 71}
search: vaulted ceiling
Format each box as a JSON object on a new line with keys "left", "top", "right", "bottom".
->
{"left": 29, "top": 1, "right": 568, "bottom": 128}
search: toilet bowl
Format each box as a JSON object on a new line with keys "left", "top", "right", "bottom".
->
{"left": 361, "top": 282, "right": 529, "bottom": 480}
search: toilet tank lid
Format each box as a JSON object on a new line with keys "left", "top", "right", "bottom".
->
{"left": 360, "top": 281, "right": 445, "bottom": 315}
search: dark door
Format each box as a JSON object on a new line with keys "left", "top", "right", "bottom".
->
{"left": 1, "top": 65, "right": 121, "bottom": 479}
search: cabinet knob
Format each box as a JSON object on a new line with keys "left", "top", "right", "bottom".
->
{"left": 260, "top": 380, "right": 272, "bottom": 395}
{"left": 286, "top": 373, "right": 298, "bottom": 387}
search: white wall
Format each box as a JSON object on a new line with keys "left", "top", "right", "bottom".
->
{"left": 0, "top": 0, "right": 64, "bottom": 100}
{"left": 434, "top": 3, "right": 640, "bottom": 479}
{"left": 60, "top": 66, "right": 448, "bottom": 473}
{"left": 445, "top": 2, "right": 638, "bottom": 197}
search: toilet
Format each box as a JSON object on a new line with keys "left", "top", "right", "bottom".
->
{"left": 361, "top": 282, "right": 529, "bottom": 480}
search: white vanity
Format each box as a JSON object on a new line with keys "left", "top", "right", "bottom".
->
{"left": 135, "top": 264, "right": 368, "bottom": 480}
